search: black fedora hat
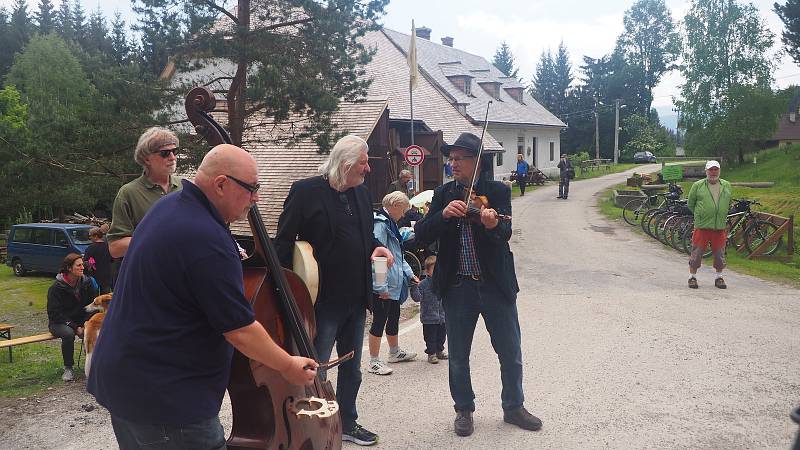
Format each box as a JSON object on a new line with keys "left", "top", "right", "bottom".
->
{"left": 442, "top": 132, "right": 482, "bottom": 156}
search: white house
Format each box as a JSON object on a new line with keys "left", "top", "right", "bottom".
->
{"left": 382, "top": 27, "right": 566, "bottom": 179}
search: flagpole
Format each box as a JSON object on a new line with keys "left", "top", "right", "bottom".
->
{"left": 409, "top": 20, "right": 418, "bottom": 196}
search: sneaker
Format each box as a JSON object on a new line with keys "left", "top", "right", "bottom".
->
{"left": 427, "top": 354, "right": 439, "bottom": 364}
{"left": 556, "top": 196, "right": 563, "bottom": 199}
{"left": 436, "top": 351, "right": 448, "bottom": 360}
{"left": 367, "top": 360, "right": 392, "bottom": 375}
{"left": 503, "top": 407, "right": 542, "bottom": 431}
{"left": 715, "top": 277, "right": 727, "bottom": 289}
{"left": 387, "top": 348, "right": 416, "bottom": 363}
{"left": 454, "top": 410, "right": 474, "bottom": 436}
{"left": 62, "top": 367, "right": 74, "bottom": 382}
{"left": 688, "top": 277, "right": 698, "bottom": 289}
{"left": 342, "top": 423, "right": 379, "bottom": 446}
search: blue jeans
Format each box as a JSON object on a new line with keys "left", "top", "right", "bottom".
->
{"left": 110, "top": 414, "right": 225, "bottom": 450}
{"left": 313, "top": 299, "right": 366, "bottom": 430}
{"left": 443, "top": 276, "right": 524, "bottom": 413}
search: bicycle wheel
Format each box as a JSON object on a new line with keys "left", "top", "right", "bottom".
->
{"left": 660, "top": 214, "right": 681, "bottom": 246}
{"left": 670, "top": 217, "right": 692, "bottom": 251}
{"left": 403, "top": 250, "right": 422, "bottom": 277}
{"left": 623, "top": 199, "right": 644, "bottom": 226}
{"left": 640, "top": 209, "right": 658, "bottom": 235}
{"left": 744, "top": 220, "right": 781, "bottom": 255}
{"left": 645, "top": 211, "right": 663, "bottom": 238}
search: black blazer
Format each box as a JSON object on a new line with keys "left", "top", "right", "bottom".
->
{"left": 275, "top": 175, "right": 379, "bottom": 309}
{"left": 414, "top": 178, "right": 519, "bottom": 302}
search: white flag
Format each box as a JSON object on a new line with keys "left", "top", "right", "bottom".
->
{"left": 408, "top": 20, "right": 418, "bottom": 90}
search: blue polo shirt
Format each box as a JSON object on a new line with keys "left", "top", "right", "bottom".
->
{"left": 87, "top": 179, "right": 255, "bottom": 425}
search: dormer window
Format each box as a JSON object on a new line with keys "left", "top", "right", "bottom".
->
{"left": 504, "top": 87, "right": 524, "bottom": 104}
{"left": 478, "top": 81, "right": 501, "bottom": 100}
{"left": 446, "top": 75, "right": 473, "bottom": 95}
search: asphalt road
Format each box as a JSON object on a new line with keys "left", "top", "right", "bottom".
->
{"left": 3, "top": 166, "right": 798, "bottom": 449}
{"left": 346, "top": 166, "right": 800, "bottom": 449}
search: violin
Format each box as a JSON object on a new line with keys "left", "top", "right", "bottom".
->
{"left": 185, "top": 87, "right": 351, "bottom": 450}
{"left": 461, "top": 186, "right": 512, "bottom": 224}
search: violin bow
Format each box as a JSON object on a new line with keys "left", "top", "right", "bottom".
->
{"left": 464, "top": 100, "right": 493, "bottom": 203}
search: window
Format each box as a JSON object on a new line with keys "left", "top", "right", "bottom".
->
{"left": 68, "top": 228, "right": 92, "bottom": 245}
{"left": 517, "top": 136, "right": 524, "bottom": 156}
{"left": 497, "top": 141, "right": 503, "bottom": 166}
{"left": 464, "top": 79, "right": 471, "bottom": 96}
{"left": 31, "top": 228, "right": 52, "bottom": 245}
{"left": 11, "top": 227, "right": 32, "bottom": 243}
{"left": 549, "top": 142, "right": 555, "bottom": 161}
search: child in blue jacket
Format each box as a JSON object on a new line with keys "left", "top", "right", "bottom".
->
{"left": 411, "top": 255, "right": 447, "bottom": 364}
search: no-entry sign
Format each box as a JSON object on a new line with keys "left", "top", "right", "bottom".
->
{"left": 404, "top": 145, "right": 425, "bottom": 166}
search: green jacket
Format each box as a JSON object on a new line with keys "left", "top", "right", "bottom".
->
{"left": 687, "top": 178, "right": 732, "bottom": 230}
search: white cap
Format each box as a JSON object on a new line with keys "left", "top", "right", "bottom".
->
{"left": 705, "top": 160, "right": 720, "bottom": 170}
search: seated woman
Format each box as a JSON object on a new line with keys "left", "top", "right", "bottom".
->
{"left": 47, "top": 253, "right": 98, "bottom": 381}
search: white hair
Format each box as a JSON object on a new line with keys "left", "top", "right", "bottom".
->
{"left": 318, "top": 135, "right": 368, "bottom": 191}
{"left": 382, "top": 191, "right": 410, "bottom": 209}
{"left": 134, "top": 127, "right": 179, "bottom": 169}
{"left": 399, "top": 169, "right": 412, "bottom": 178}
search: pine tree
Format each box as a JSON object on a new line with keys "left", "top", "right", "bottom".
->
{"left": 552, "top": 41, "right": 573, "bottom": 116}
{"left": 9, "top": 0, "right": 32, "bottom": 56}
{"left": 71, "top": 0, "right": 85, "bottom": 43}
{"left": 775, "top": 0, "right": 800, "bottom": 64}
{"left": 34, "top": 0, "right": 55, "bottom": 34}
{"left": 492, "top": 41, "right": 519, "bottom": 78}
{"left": 86, "top": 7, "right": 110, "bottom": 54}
{"left": 531, "top": 50, "right": 556, "bottom": 110}
{"left": 0, "top": 7, "right": 13, "bottom": 76}
{"left": 110, "top": 12, "right": 130, "bottom": 65}
{"left": 56, "top": 0, "right": 72, "bottom": 40}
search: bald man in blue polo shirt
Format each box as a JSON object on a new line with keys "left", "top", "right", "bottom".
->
{"left": 88, "top": 144, "right": 318, "bottom": 449}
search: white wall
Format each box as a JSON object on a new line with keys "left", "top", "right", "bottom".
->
{"left": 488, "top": 126, "right": 562, "bottom": 180}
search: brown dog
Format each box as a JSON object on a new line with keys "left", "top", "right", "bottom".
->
{"left": 83, "top": 293, "right": 112, "bottom": 376}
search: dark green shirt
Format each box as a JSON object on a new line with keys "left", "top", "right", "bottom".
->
{"left": 107, "top": 173, "right": 183, "bottom": 243}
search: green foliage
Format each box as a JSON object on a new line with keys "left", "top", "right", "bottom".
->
{"left": 677, "top": 0, "right": 775, "bottom": 129}
{"left": 775, "top": 0, "right": 800, "bottom": 65}
{"left": 621, "top": 113, "right": 675, "bottom": 159}
{"left": 531, "top": 41, "right": 572, "bottom": 116}
{"left": 492, "top": 41, "right": 518, "bottom": 78}
{"left": 616, "top": 0, "right": 681, "bottom": 114}
{"left": 568, "top": 151, "right": 590, "bottom": 165}
{"left": 684, "top": 86, "right": 785, "bottom": 162}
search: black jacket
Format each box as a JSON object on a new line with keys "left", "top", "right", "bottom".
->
{"left": 414, "top": 178, "right": 519, "bottom": 302}
{"left": 275, "top": 175, "right": 380, "bottom": 310}
{"left": 557, "top": 159, "right": 573, "bottom": 175}
{"left": 47, "top": 274, "right": 97, "bottom": 328}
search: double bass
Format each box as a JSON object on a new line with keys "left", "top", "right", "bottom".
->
{"left": 185, "top": 87, "right": 351, "bottom": 450}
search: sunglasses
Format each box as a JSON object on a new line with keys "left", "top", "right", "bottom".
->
{"left": 152, "top": 147, "right": 179, "bottom": 158}
{"left": 226, "top": 174, "right": 260, "bottom": 194}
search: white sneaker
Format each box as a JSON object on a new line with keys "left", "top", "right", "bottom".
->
{"left": 62, "top": 367, "right": 74, "bottom": 382}
{"left": 367, "top": 360, "right": 393, "bottom": 375}
{"left": 387, "top": 348, "right": 417, "bottom": 363}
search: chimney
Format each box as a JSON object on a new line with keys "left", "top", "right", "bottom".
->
{"left": 441, "top": 36, "right": 454, "bottom": 47}
{"left": 791, "top": 112, "right": 796, "bottom": 123}
{"left": 415, "top": 26, "right": 431, "bottom": 40}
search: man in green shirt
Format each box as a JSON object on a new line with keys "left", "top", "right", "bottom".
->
{"left": 686, "top": 160, "right": 732, "bottom": 289}
{"left": 108, "top": 128, "right": 183, "bottom": 266}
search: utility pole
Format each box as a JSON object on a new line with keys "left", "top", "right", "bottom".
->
{"left": 594, "top": 95, "right": 600, "bottom": 160}
{"left": 614, "top": 99, "right": 621, "bottom": 164}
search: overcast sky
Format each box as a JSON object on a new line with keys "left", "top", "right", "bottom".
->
{"left": 4, "top": 0, "right": 798, "bottom": 120}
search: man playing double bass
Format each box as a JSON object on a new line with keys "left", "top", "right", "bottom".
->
{"left": 414, "top": 132, "right": 542, "bottom": 437}
{"left": 275, "top": 134, "right": 393, "bottom": 446}
{"left": 88, "top": 144, "right": 318, "bottom": 449}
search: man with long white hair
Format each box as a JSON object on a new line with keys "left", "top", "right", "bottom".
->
{"left": 275, "top": 134, "right": 393, "bottom": 446}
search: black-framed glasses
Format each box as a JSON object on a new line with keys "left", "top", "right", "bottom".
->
{"left": 225, "top": 174, "right": 260, "bottom": 194}
{"left": 152, "top": 147, "right": 179, "bottom": 158}
{"left": 338, "top": 193, "right": 353, "bottom": 216}
{"left": 447, "top": 155, "right": 475, "bottom": 163}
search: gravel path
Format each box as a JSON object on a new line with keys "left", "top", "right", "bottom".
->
{"left": 2, "top": 166, "right": 798, "bottom": 449}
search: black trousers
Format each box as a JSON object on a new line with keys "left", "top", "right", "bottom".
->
{"left": 422, "top": 323, "right": 446, "bottom": 355}
{"left": 518, "top": 178, "right": 527, "bottom": 196}
{"left": 559, "top": 176, "right": 570, "bottom": 198}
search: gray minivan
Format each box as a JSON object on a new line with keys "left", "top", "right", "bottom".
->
{"left": 6, "top": 223, "right": 93, "bottom": 276}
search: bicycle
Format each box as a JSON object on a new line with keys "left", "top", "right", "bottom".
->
{"left": 679, "top": 199, "right": 782, "bottom": 256}
{"left": 622, "top": 182, "right": 682, "bottom": 227}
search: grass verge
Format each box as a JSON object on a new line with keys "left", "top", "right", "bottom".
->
{"left": 0, "top": 266, "right": 73, "bottom": 398}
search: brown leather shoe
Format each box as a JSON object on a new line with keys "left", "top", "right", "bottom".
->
{"left": 454, "top": 410, "right": 474, "bottom": 436}
{"left": 688, "top": 277, "right": 698, "bottom": 289}
{"left": 503, "top": 407, "right": 542, "bottom": 431}
{"left": 715, "top": 277, "right": 727, "bottom": 289}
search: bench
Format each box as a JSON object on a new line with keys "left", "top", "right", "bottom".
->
{"left": 0, "top": 328, "right": 56, "bottom": 363}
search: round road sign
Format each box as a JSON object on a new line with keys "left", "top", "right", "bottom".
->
{"left": 404, "top": 145, "right": 425, "bottom": 166}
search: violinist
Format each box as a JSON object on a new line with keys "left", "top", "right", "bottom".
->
{"left": 275, "top": 134, "right": 393, "bottom": 446}
{"left": 88, "top": 144, "right": 318, "bottom": 449}
{"left": 414, "top": 132, "right": 542, "bottom": 437}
